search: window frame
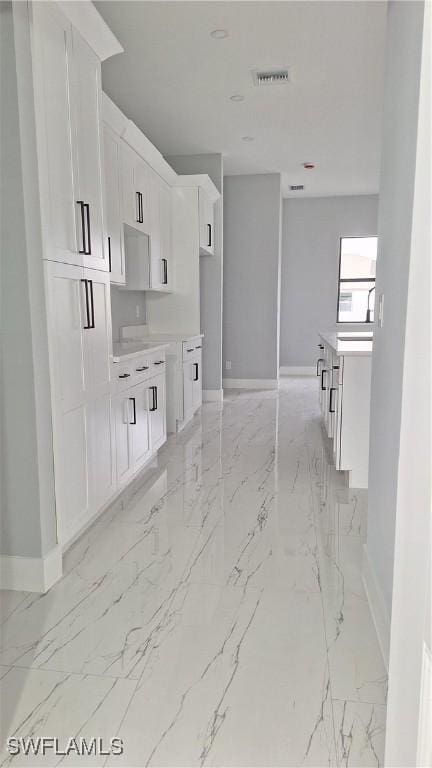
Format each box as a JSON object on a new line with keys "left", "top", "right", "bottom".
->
{"left": 336, "top": 236, "right": 377, "bottom": 324}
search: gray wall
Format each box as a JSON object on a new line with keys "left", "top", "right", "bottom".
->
{"left": 111, "top": 287, "right": 147, "bottom": 342}
{"left": 280, "top": 195, "right": 379, "bottom": 367}
{"left": 166, "top": 154, "right": 223, "bottom": 394}
{"left": 223, "top": 174, "right": 282, "bottom": 381}
{"left": 0, "top": 3, "right": 57, "bottom": 558}
{"left": 367, "top": 0, "right": 425, "bottom": 614}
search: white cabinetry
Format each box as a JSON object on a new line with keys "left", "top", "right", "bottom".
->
{"left": 45, "top": 262, "right": 115, "bottom": 545}
{"left": 31, "top": 2, "right": 106, "bottom": 270}
{"left": 121, "top": 144, "right": 150, "bottom": 234}
{"left": 317, "top": 334, "right": 372, "bottom": 489}
{"left": 199, "top": 187, "right": 215, "bottom": 256}
{"left": 182, "top": 339, "right": 203, "bottom": 426}
{"left": 103, "top": 125, "right": 125, "bottom": 283}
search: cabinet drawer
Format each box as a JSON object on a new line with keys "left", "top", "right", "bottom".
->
{"left": 182, "top": 338, "right": 202, "bottom": 360}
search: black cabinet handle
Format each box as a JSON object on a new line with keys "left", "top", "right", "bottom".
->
{"left": 88, "top": 279, "right": 95, "bottom": 328}
{"left": 108, "top": 236, "right": 112, "bottom": 272}
{"left": 119, "top": 373, "right": 131, "bottom": 379}
{"left": 329, "top": 387, "right": 337, "bottom": 413}
{"left": 81, "top": 279, "right": 91, "bottom": 329}
{"left": 77, "top": 201, "right": 86, "bottom": 254}
{"left": 316, "top": 357, "right": 324, "bottom": 376}
{"left": 135, "top": 365, "right": 149, "bottom": 372}
{"left": 161, "top": 258, "right": 168, "bottom": 285}
{"left": 129, "top": 397, "right": 137, "bottom": 425}
{"left": 195, "top": 345, "right": 202, "bottom": 350}
{"left": 154, "top": 360, "right": 165, "bottom": 366}
{"left": 77, "top": 201, "right": 91, "bottom": 255}
{"left": 187, "top": 348, "right": 194, "bottom": 353}
{"left": 318, "top": 344, "right": 324, "bottom": 350}
{"left": 321, "top": 369, "right": 327, "bottom": 391}
{"left": 149, "top": 385, "right": 157, "bottom": 412}
{"left": 136, "top": 191, "right": 143, "bottom": 223}
{"left": 207, "top": 223, "right": 212, "bottom": 247}
{"left": 193, "top": 362, "right": 199, "bottom": 382}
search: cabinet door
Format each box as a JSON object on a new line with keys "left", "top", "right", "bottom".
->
{"left": 88, "top": 393, "right": 115, "bottom": 510}
{"left": 45, "top": 262, "right": 90, "bottom": 543}
{"left": 160, "top": 181, "right": 172, "bottom": 291}
{"left": 31, "top": 3, "right": 78, "bottom": 265}
{"left": 113, "top": 393, "right": 134, "bottom": 486}
{"left": 192, "top": 351, "right": 202, "bottom": 411}
{"left": 199, "top": 188, "right": 214, "bottom": 255}
{"left": 130, "top": 383, "right": 151, "bottom": 470}
{"left": 149, "top": 171, "right": 163, "bottom": 290}
{"left": 182, "top": 361, "right": 194, "bottom": 424}
{"left": 71, "top": 29, "right": 105, "bottom": 270}
{"left": 121, "top": 144, "right": 138, "bottom": 228}
{"left": 148, "top": 373, "right": 166, "bottom": 451}
{"left": 135, "top": 159, "right": 151, "bottom": 234}
{"left": 103, "top": 125, "right": 124, "bottom": 283}
{"left": 82, "top": 269, "right": 112, "bottom": 399}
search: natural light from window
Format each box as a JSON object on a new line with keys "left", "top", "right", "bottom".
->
{"left": 337, "top": 236, "right": 378, "bottom": 323}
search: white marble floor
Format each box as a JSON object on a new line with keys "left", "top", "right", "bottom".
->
{"left": 0, "top": 378, "right": 387, "bottom": 767}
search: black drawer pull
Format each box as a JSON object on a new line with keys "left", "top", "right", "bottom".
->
{"left": 195, "top": 345, "right": 202, "bottom": 349}
{"left": 186, "top": 348, "right": 194, "bottom": 353}
{"left": 321, "top": 369, "right": 327, "bottom": 391}
{"left": 136, "top": 365, "right": 149, "bottom": 372}
{"left": 193, "top": 362, "right": 199, "bottom": 382}
{"left": 329, "top": 388, "right": 337, "bottom": 413}
{"left": 119, "top": 373, "right": 131, "bottom": 379}
{"left": 318, "top": 344, "right": 324, "bottom": 350}
{"left": 154, "top": 360, "right": 165, "bottom": 366}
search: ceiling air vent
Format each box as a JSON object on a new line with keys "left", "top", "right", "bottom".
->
{"left": 252, "top": 69, "right": 290, "bottom": 86}
{"left": 290, "top": 185, "right": 304, "bottom": 191}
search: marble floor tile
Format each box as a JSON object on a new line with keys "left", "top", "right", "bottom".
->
{"left": 333, "top": 699, "right": 386, "bottom": 767}
{"left": 0, "top": 377, "right": 387, "bottom": 766}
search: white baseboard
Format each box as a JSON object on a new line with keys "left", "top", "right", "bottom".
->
{"left": 362, "top": 543, "right": 391, "bottom": 670}
{"left": 0, "top": 546, "right": 63, "bottom": 593}
{"left": 280, "top": 366, "right": 315, "bottom": 376}
{"left": 222, "top": 378, "right": 278, "bottom": 390}
{"left": 203, "top": 389, "right": 224, "bottom": 402}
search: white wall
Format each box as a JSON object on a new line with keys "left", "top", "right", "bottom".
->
{"left": 280, "top": 195, "right": 378, "bottom": 368}
{"left": 367, "top": 0, "right": 425, "bottom": 618}
{"left": 384, "top": 2, "right": 430, "bottom": 763}
{"left": 0, "top": 3, "right": 57, "bottom": 559}
{"left": 110, "top": 287, "right": 146, "bottom": 342}
{"left": 223, "top": 174, "right": 282, "bottom": 383}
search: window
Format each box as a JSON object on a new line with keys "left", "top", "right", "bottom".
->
{"left": 337, "top": 236, "right": 378, "bottom": 323}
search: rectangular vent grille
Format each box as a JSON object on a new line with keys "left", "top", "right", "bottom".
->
{"left": 290, "top": 185, "right": 304, "bottom": 191}
{"left": 253, "top": 69, "right": 290, "bottom": 86}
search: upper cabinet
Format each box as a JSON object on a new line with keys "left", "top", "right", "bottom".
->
{"left": 149, "top": 174, "right": 172, "bottom": 292}
{"left": 31, "top": 2, "right": 109, "bottom": 271}
{"left": 199, "top": 188, "right": 215, "bottom": 256}
{"left": 102, "top": 124, "right": 125, "bottom": 283}
{"left": 121, "top": 143, "right": 151, "bottom": 235}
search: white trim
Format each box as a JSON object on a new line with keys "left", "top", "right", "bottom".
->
{"left": 123, "top": 120, "right": 177, "bottom": 187}
{"left": 362, "top": 544, "right": 391, "bottom": 670}
{"left": 175, "top": 174, "right": 221, "bottom": 202}
{"left": 58, "top": 1, "right": 123, "bottom": 61}
{"left": 222, "top": 378, "right": 278, "bottom": 390}
{"left": 102, "top": 92, "right": 128, "bottom": 137}
{"left": 280, "top": 366, "right": 315, "bottom": 376}
{"left": 203, "top": 389, "right": 224, "bottom": 402}
{"left": 0, "top": 547, "right": 63, "bottom": 593}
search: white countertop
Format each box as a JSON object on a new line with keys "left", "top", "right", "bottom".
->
{"left": 140, "top": 333, "right": 204, "bottom": 343}
{"left": 112, "top": 341, "right": 169, "bottom": 363}
{"left": 319, "top": 330, "right": 373, "bottom": 356}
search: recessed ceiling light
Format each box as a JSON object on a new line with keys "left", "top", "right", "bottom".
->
{"left": 210, "top": 29, "right": 228, "bottom": 39}
{"left": 230, "top": 94, "right": 245, "bottom": 102}
{"left": 242, "top": 136, "right": 254, "bottom": 142}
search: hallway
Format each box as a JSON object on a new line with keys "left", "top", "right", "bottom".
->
{"left": 0, "top": 379, "right": 387, "bottom": 766}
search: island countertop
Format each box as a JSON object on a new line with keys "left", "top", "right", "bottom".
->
{"left": 319, "top": 330, "right": 373, "bottom": 356}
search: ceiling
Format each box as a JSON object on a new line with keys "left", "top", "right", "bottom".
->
{"left": 96, "top": 1, "right": 387, "bottom": 198}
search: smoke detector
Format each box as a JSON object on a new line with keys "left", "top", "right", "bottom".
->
{"left": 290, "top": 185, "right": 304, "bottom": 191}
{"left": 252, "top": 68, "right": 290, "bottom": 86}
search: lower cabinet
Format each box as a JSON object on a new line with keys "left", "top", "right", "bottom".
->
{"left": 113, "top": 372, "right": 166, "bottom": 486}
{"left": 182, "top": 349, "right": 202, "bottom": 425}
